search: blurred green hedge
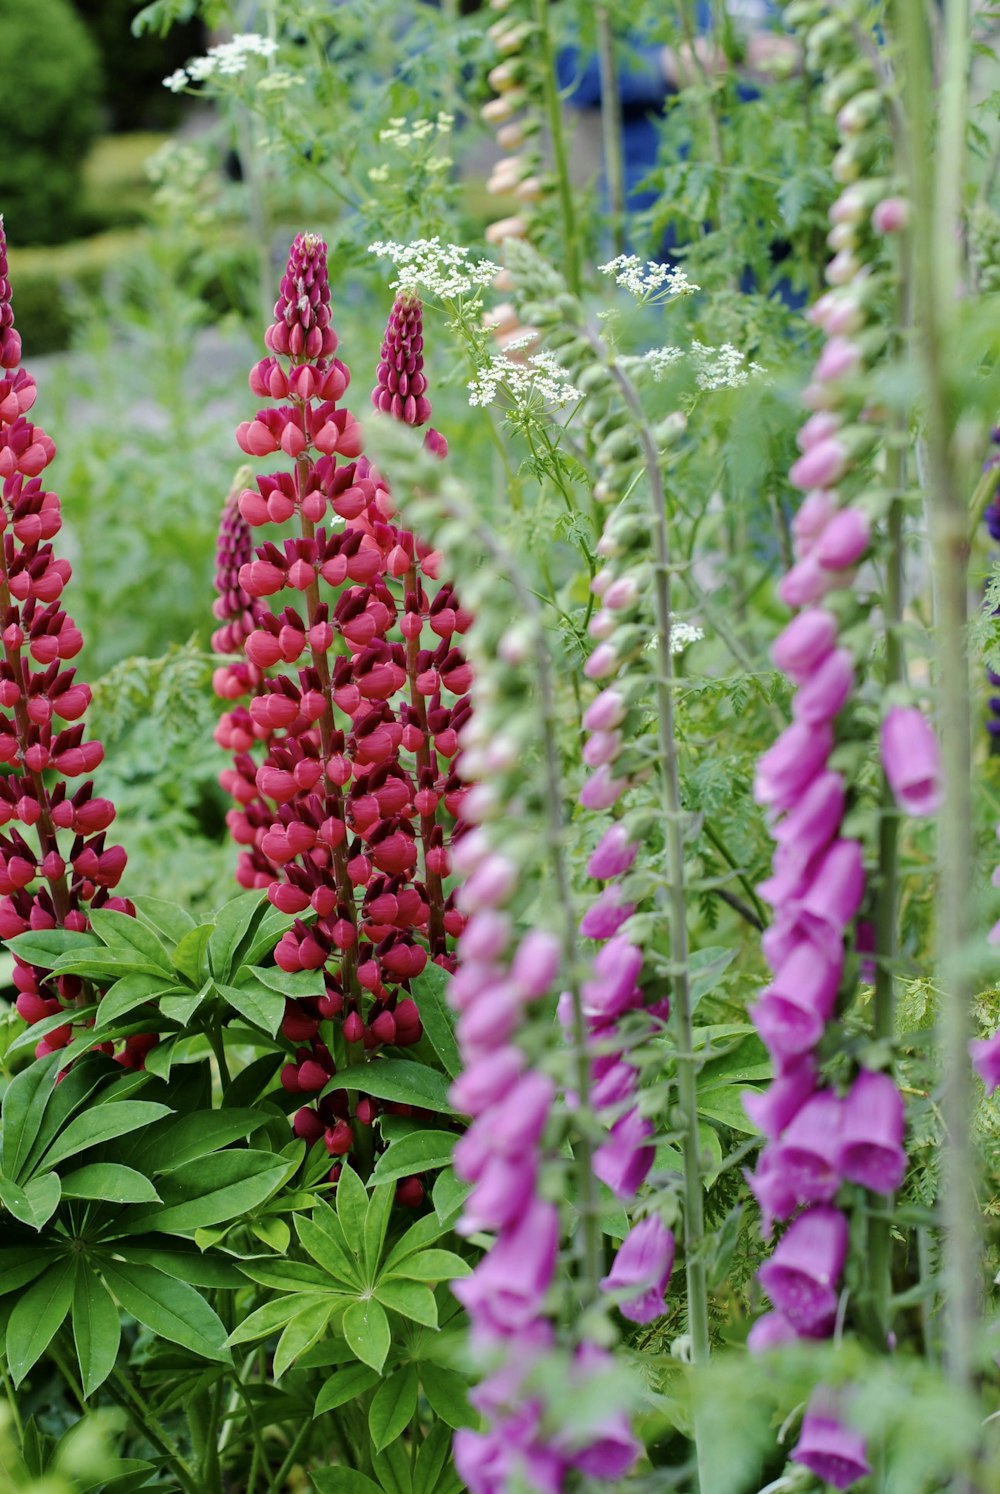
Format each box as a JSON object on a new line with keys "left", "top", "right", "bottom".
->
{"left": 0, "top": 0, "right": 103, "bottom": 245}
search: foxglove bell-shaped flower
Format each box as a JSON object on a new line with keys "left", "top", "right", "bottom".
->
{"left": 969, "top": 1032, "right": 1000, "bottom": 1096}
{"left": 791, "top": 1393, "right": 872, "bottom": 1491}
{"left": 880, "top": 705, "right": 942, "bottom": 817}
{"left": 757, "top": 1206, "right": 847, "bottom": 1334}
{"left": 600, "top": 1216, "right": 674, "bottom": 1323}
{"left": 837, "top": 1067, "right": 906, "bottom": 1192}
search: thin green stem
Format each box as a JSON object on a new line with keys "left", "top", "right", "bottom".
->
{"left": 265, "top": 1415, "right": 312, "bottom": 1494}
{"left": 607, "top": 355, "right": 710, "bottom": 1485}
{"left": 895, "top": 0, "right": 980, "bottom": 1470}
{"left": 105, "top": 1365, "right": 200, "bottom": 1494}
{"left": 533, "top": 0, "right": 581, "bottom": 297}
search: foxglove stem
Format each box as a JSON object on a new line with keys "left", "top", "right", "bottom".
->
{"left": 609, "top": 358, "right": 711, "bottom": 1398}
{"left": 895, "top": 0, "right": 980, "bottom": 1439}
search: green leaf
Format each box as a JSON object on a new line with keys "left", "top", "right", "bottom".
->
{"left": 698, "top": 1086, "right": 764, "bottom": 1134}
{"left": 273, "top": 1302, "right": 335, "bottom": 1380}
{"left": 297, "top": 1205, "right": 364, "bottom": 1287}
{"left": 419, "top": 1364, "right": 477, "bottom": 1430}
{"left": 245, "top": 965, "right": 324, "bottom": 1000}
{"left": 314, "top": 1361, "right": 381, "bottom": 1414}
{"left": 89, "top": 910, "right": 173, "bottom": 973}
{"left": 331, "top": 1061, "right": 454, "bottom": 1116}
{"left": 412, "top": 1421, "right": 453, "bottom": 1494}
{"left": 336, "top": 1164, "right": 370, "bottom": 1250}
{"left": 0, "top": 1246, "right": 56, "bottom": 1296}
{"left": 40, "top": 1101, "right": 172, "bottom": 1170}
{"left": 371, "top": 1439, "right": 414, "bottom": 1494}
{"left": 131, "top": 895, "right": 196, "bottom": 946}
{"left": 240, "top": 1259, "right": 334, "bottom": 1293}
{"left": 137, "top": 1109, "right": 273, "bottom": 1175}
{"left": 383, "top": 1249, "right": 471, "bottom": 1283}
{"left": 409, "top": 966, "right": 461, "bottom": 1078}
{"left": 72, "top": 1266, "right": 121, "bottom": 1396}
{"left": 95, "top": 972, "right": 179, "bottom": 1029}
{"left": 369, "top": 1363, "right": 418, "bottom": 1453}
{"left": 239, "top": 903, "right": 294, "bottom": 969}
{"left": 363, "top": 1180, "right": 395, "bottom": 1275}
{"left": 381, "top": 1211, "right": 455, "bottom": 1273}
{"left": 6, "top": 1255, "right": 76, "bottom": 1386}
{"left": 373, "top": 1278, "right": 437, "bottom": 1328}
{"left": 207, "top": 892, "right": 268, "bottom": 983}
{"left": 0, "top": 1171, "right": 62, "bottom": 1230}
{"left": 142, "top": 1038, "right": 175, "bottom": 1081}
{"left": 250, "top": 1215, "right": 290, "bottom": 1253}
{"left": 100, "top": 1259, "right": 230, "bottom": 1361}
{"left": 61, "top": 1164, "right": 161, "bottom": 1205}
{"left": 160, "top": 984, "right": 209, "bottom": 1025}
{"left": 120, "top": 1151, "right": 290, "bottom": 1234}
{"left": 431, "top": 1167, "right": 470, "bottom": 1224}
{"left": 228, "top": 1292, "right": 335, "bottom": 1346}
{"left": 342, "top": 1298, "right": 390, "bottom": 1373}
{"left": 171, "top": 924, "right": 213, "bottom": 984}
{"left": 2, "top": 1050, "right": 61, "bottom": 1179}
{"left": 688, "top": 946, "right": 738, "bottom": 1010}
{"left": 371, "top": 1130, "right": 455, "bottom": 1186}
{"left": 217, "top": 980, "right": 284, "bottom": 1037}
{"left": 311, "top": 1472, "right": 383, "bottom": 1494}
{"left": 7, "top": 929, "right": 99, "bottom": 969}
{"left": 120, "top": 1242, "right": 244, "bottom": 1289}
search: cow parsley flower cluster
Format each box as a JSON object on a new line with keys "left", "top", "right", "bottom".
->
{"left": 467, "top": 349, "right": 582, "bottom": 410}
{"left": 368, "top": 239, "right": 497, "bottom": 301}
{"left": 691, "top": 340, "right": 766, "bottom": 390}
{"left": 599, "top": 254, "right": 700, "bottom": 301}
{"left": 163, "top": 32, "right": 278, "bottom": 91}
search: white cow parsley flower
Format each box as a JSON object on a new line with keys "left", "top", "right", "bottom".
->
{"left": 163, "top": 32, "right": 278, "bottom": 90}
{"left": 368, "top": 237, "right": 497, "bottom": 300}
{"left": 690, "top": 341, "right": 765, "bottom": 389}
{"left": 599, "top": 255, "right": 700, "bottom": 300}
{"left": 644, "top": 619, "right": 705, "bottom": 654}
{"left": 468, "top": 349, "right": 582, "bottom": 410}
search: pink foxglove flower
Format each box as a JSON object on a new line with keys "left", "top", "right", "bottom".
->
{"left": 792, "top": 1392, "right": 872, "bottom": 1491}
{"left": 880, "top": 705, "right": 942, "bottom": 816}
{"left": 600, "top": 1216, "right": 675, "bottom": 1323}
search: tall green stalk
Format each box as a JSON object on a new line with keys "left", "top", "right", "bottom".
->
{"left": 533, "top": 0, "right": 582, "bottom": 298}
{"left": 595, "top": 8, "right": 626, "bottom": 256}
{"left": 894, "top": 0, "right": 980, "bottom": 1463}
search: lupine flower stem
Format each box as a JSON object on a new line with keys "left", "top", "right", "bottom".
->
{"left": 609, "top": 358, "right": 711, "bottom": 1427}
{"left": 533, "top": 0, "right": 581, "bottom": 298}
{"left": 895, "top": 0, "right": 981, "bottom": 1441}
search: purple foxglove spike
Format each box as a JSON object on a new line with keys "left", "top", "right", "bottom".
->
{"left": 579, "top": 884, "right": 635, "bottom": 941}
{"left": 837, "top": 1067, "right": 906, "bottom": 1193}
{"left": 791, "top": 1394, "right": 872, "bottom": 1491}
{"left": 469, "top": 1322, "right": 555, "bottom": 1416}
{"left": 790, "top": 837, "right": 865, "bottom": 952}
{"left": 458, "top": 909, "right": 512, "bottom": 964}
{"left": 587, "top": 822, "right": 638, "bottom": 880}
{"left": 579, "top": 762, "right": 627, "bottom": 809}
{"left": 742, "top": 1052, "right": 818, "bottom": 1140}
{"left": 453, "top": 1124, "right": 491, "bottom": 1182}
{"left": 599, "top": 1216, "right": 675, "bottom": 1323}
{"left": 451, "top": 1195, "right": 559, "bottom": 1336}
{"left": 773, "top": 770, "right": 846, "bottom": 863}
{"left": 511, "top": 928, "right": 561, "bottom": 998}
{"left": 371, "top": 293, "right": 433, "bottom": 427}
{"left": 583, "top": 686, "right": 626, "bottom": 731}
{"left": 455, "top": 1412, "right": 567, "bottom": 1494}
{"left": 814, "top": 506, "right": 871, "bottom": 570}
{"left": 778, "top": 551, "right": 841, "bottom": 608}
{"left": 455, "top": 979, "right": 525, "bottom": 1058}
{"left": 757, "top": 842, "right": 818, "bottom": 910}
{"left": 792, "top": 490, "right": 839, "bottom": 556}
{"left": 880, "top": 705, "right": 942, "bottom": 817}
{"left": 458, "top": 1151, "right": 538, "bottom": 1235}
{"left": 756, "top": 1205, "right": 847, "bottom": 1333}
{"left": 581, "top": 937, "right": 644, "bottom": 1019}
{"left": 559, "top": 1344, "right": 642, "bottom": 1478}
{"left": 771, "top": 608, "right": 839, "bottom": 680}
{"left": 592, "top": 1107, "right": 656, "bottom": 1199}
{"left": 790, "top": 437, "right": 848, "bottom": 491}
{"left": 754, "top": 721, "right": 834, "bottom": 811}
{"left": 449, "top": 1046, "right": 524, "bottom": 1115}
{"left": 746, "top": 1310, "right": 801, "bottom": 1353}
{"left": 591, "top": 1059, "right": 639, "bottom": 1111}
{"left": 772, "top": 1089, "right": 844, "bottom": 1206}
{"left": 751, "top": 942, "right": 843, "bottom": 1059}
{"left": 791, "top": 647, "right": 854, "bottom": 726}
{"left": 486, "top": 1070, "right": 555, "bottom": 1154}
{"left": 969, "top": 1032, "right": 1000, "bottom": 1095}
{"left": 796, "top": 412, "right": 841, "bottom": 452}
{"left": 745, "top": 1148, "right": 799, "bottom": 1236}
{"left": 761, "top": 913, "right": 799, "bottom": 972}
